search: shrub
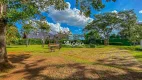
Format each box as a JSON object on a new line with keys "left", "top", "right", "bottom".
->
{"left": 89, "top": 44, "right": 96, "bottom": 48}
{"left": 109, "top": 42, "right": 123, "bottom": 45}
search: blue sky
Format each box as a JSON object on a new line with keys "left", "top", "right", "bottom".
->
{"left": 65, "top": 0, "right": 142, "bottom": 21}
{"left": 16, "top": 0, "right": 142, "bottom": 34}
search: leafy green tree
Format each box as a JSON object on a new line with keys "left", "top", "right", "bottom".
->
{"left": 22, "top": 22, "right": 35, "bottom": 47}
{"left": 135, "top": 24, "right": 142, "bottom": 40}
{"left": 128, "top": 24, "right": 142, "bottom": 44}
{"left": 136, "top": 24, "right": 142, "bottom": 47}
{"left": 118, "top": 10, "right": 137, "bottom": 43}
{"left": 6, "top": 25, "right": 19, "bottom": 45}
{"left": 0, "top": 0, "right": 115, "bottom": 68}
{"left": 110, "top": 34, "right": 120, "bottom": 39}
{"left": 85, "top": 12, "right": 120, "bottom": 45}
{"left": 36, "top": 20, "right": 50, "bottom": 47}
{"left": 84, "top": 30, "right": 100, "bottom": 44}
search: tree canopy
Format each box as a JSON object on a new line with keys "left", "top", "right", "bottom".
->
{"left": 118, "top": 10, "right": 137, "bottom": 42}
{"left": 76, "top": 0, "right": 116, "bottom": 16}
{"left": 85, "top": 12, "right": 121, "bottom": 40}
{"left": 84, "top": 10, "right": 142, "bottom": 45}
{"left": 0, "top": 0, "right": 117, "bottom": 23}
{"left": 6, "top": 25, "right": 19, "bottom": 45}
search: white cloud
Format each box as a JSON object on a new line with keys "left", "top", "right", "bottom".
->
{"left": 139, "top": 10, "right": 142, "bottom": 14}
{"left": 47, "top": 2, "right": 93, "bottom": 27}
{"left": 111, "top": 10, "right": 118, "bottom": 14}
{"left": 138, "top": 21, "right": 142, "bottom": 24}
{"left": 48, "top": 22, "right": 70, "bottom": 35}
{"left": 29, "top": 20, "right": 70, "bottom": 35}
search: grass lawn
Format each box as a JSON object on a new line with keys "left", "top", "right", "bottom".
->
{"left": 0, "top": 45, "right": 142, "bottom": 80}
{"left": 114, "top": 45, "right": 142, "bottom": 63}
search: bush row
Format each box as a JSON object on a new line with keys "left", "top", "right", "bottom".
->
{"left": 9, "top": 38, "right": 132, "bottom": 46}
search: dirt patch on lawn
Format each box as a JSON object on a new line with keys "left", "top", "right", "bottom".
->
{"left": 0, "top": 48, "right": 142, "bottom": 80}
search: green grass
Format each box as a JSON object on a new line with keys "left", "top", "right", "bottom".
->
{"left": 132, "top": 51, "right": 142, "bottom": 62}
{"left": 7, "top": 45, "right": 49, "bottom": 52}
{"left": 105, "top": 45, "right": 142, "bottom": 63}
{"left": 7, "top": 45, "right": 142, "bottom": 63}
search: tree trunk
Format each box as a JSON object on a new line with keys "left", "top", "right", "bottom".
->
{"left": 104, "top": 33, "right": 110, "bottom": 46}
{"left": 42, "top": 39, "right": 45, "bottom": 48}
{"left": 104, "top": 39, "right": 109, "bottom": 46}
{"left": 0, "top": 3, "right": 13, "bottom": 71}
{"left": 140, "top": 39, "right": 142, "bottom": 49}
{"left": 26, "top": 38, "right": 28, "bottom": 47}
{"left": 0, "top": 19, "right": 8, "bottom": 64}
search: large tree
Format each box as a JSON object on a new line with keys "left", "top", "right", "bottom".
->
{"left": 36, "top": 20, "right": 50, "bottom": 48}
{"left": 118, "top": 10, "right": 137, "bottom": 42}
{"left": 85, "top": 12, "right": 120, "bottom": 45}
{"left": 132, "top": 24, "right": 142, "bottom": 43}
{"left": 22, "top": 22, "right": 35, "bottom": 47}
{"left": 0, "top": 0, "right": 67, "bottom": 66}
{"left": 0, "top": 0, "right": 116, "bottom": 68}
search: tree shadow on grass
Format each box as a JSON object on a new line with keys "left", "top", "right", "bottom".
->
{"left": 10, "top": 58, "right": 53, "bottom": 80}
{"left": 94, "top": 56, "right": 142, "bottom": 80}
{"left": 91, "top": 63, "right": 142, "bottom": 80}
{"left": 2, "top": 52, "right": 142, "bottom": 80}
{"left": 8, "top": 54, "right": 31, "bottom": 64}
{"left": 0, "top": 54, "right": 31, "bottom": 73}
{"left": 8, "top": 62, "right": 142, "bottom": 80}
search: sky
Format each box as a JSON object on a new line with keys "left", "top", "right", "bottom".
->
{"left": 16, "top": 0, "right": 142, "bottom": 35}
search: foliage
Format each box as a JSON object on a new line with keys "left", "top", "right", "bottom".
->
{"left": 35, "top": 20, "right": 50, "bottom": 32}
{"left": 135, "top": 24, "right": 142, "bottom": 40}
{"left": 128, "top": 24, "right": 142, "bottom": 42}
{"left": 109, "top": 34, "right": 132, "bottom": 46}
{"left": 22, "top": 22, "right": 35, "bottom": 35}
{"left": 85, "top": 12, "right": 121, "bottom": 45}
{"left": 6, "top": 25, "right": 19, "bottom": 45}
{"left": 109, "top": 38, "right": 131, "bottom": 46}
{"left": 13, "top": 39, "right": 41, "bottom": 45}
{"left": 84, "top": 10, "right": 141, "bottom": 45}
{"left": 1, "top": 0, "right": 68, "bottom": 23}
{"left": 10, "top": 38, "right": 54, "bottom": 45}
{"left": 76, "top": 0, "right": 116, "bottom": 16}
{"left": 35, "top": 20, "right": 50, "bottom": 47}
{"left": 118, "top": 10, "right": 138, "bottom": 42}
{"left": 84, "top": 30, "right": 100, "bottom": 44}
{"left": 1, "top": 0, "right": 116, "bottom": 23}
